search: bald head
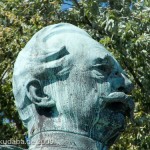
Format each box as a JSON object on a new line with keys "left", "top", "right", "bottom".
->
{"left": 12, "top": 23, "right": 99, "bottom": 127}
{"left": 12, "top": 23, "right": 134, "bottom": 148}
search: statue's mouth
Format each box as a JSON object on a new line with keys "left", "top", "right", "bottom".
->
{"left": 100, "top": 92, "right": 135, "bottom": 122}
{"left": 95, "top": 92, "right": 135, "bottom": 146}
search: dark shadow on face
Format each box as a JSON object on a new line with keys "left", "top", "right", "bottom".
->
{"left": 36, "top": 105, "right": 59, "bottom": 118}
{"left": 42, "top": 71, "right": 71, "bottom": 86}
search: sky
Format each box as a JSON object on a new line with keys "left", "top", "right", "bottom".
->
{"left": 61, "top": 0, "right": 109, "bottom": 11}
{"left": 61, "top": 0, "right": 144, "bottom": 11}
{"left": 61, "top": 0, "right": 73, "bottom": 11}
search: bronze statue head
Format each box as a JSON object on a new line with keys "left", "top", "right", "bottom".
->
{"left": 13, "top": 23, "right": 134, "bottom": 150}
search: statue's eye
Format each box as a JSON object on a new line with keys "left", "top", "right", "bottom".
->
{"left": 92, "top": 64, "right": 111, "bottom": 74}
{"left": 98, "top": 65, "right": 109, "bottom": 72}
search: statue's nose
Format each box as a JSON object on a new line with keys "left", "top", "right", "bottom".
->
{"left": 110, "top": 72, "right": 134, "bottom": 94}
{"left": 121, "top": 73, "right": 134, "bottom": 94}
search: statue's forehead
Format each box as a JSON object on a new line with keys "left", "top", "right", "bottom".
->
{"left": 44, "top": 33, "right": 122, "bottom": 69}
{"left": 72, "top": 46, "right": 122, "bottom": 72}
{"left": 70, "top": 44, "right": 113, "bottom": 64}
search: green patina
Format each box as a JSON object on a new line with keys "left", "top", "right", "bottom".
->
{"left": 11, "top": 23, "right": 134, "bottom": 150}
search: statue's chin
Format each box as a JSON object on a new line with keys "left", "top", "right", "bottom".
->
{"left": 92, "top": 108, "right": 126, "bottom": 146}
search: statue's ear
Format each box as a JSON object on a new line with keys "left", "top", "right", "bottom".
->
{"left": 26, "top": 79, "right": 55, "bottom": 107}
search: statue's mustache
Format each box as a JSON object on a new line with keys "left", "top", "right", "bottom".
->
{"left": 99, "top": 92, "right": 135, "bottom": 123}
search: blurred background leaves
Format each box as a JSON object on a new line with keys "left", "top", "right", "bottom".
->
{"left": 0, "top": 0, "right": 149, "bottom": 149}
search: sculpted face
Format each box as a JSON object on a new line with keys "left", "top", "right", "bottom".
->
{"left": 13, "top": 23, "right": 134, "bottom": 148}
{"left": 43, "top": 33, "right": 134, "bottom": 145}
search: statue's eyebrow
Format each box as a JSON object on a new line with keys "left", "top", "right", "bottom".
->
{"left": 94, "top": 58, "right": 107, "bottom": 65}
{"left": 31, "top": 46, "right": 71, "bottom": 79}
{"left": 45, "top": 46, "right": 69, "bottom": 62}
{"left": 33, "top": 46, "right": 70, "bottom": 63}
{"left": 93, "top": 55, "right": 111, "bottom": 65}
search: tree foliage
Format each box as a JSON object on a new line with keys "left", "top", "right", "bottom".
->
{"left": 0, "top": 0, "right": 149, "bottom": 149}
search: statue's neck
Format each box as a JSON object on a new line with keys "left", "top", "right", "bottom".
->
{"left": 29, "top": 131, "right": 108, "bottom": 150}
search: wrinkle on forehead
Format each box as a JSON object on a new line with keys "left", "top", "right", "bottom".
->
{"left": 43, "top": 33, "right": 123, "bottom": 73}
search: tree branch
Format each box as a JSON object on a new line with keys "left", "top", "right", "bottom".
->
{"left": 0, "top": 68, "right": 10, "bottom": 84}
{"left": 123, "top": 60, "right": 145, "bottom": 92}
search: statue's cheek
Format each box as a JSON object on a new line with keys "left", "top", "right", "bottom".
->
{"left": 95, "top": 82, "right": 111, "bottom": 97}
